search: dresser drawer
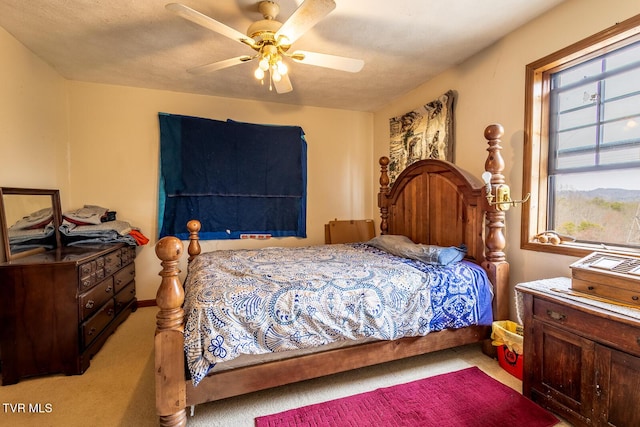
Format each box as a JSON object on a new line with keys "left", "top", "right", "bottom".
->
{"left": 114, "top": 263, "right": 135, "bottom": 293}
{"left": 79, "top": 277, "right": 114, "bottom": 320}
{"left": 78, "top": 255, "right": 107, "bottom": 290}
{"left": 79, "top": 258, "right": 97, "bottom": 290}
{"left": 115, "top": 281, "right": 136, "bottom": 313}
{"left": 79, "top": 259, "right": 95, "bottom": 282}
{"left": 82, "top": 299, "right": 115, "bottom": 348}
{"left": 533, "top": 297, "right": 640, "bottom": 357}
{"left": 103, "top": 251, "right": 122, "bottom": 276}
{"left": 120, "top": 246, "right": 136, "bottom": 266}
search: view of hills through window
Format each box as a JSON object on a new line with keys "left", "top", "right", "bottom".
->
{"left": 553, "top": 170, "right": 640, "bottom": 248}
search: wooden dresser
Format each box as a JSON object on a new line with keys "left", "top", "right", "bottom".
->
{"left": 0, "top": 243, "right": 137, "bottom": 385}
{"left": 517, "top": 278, "right": 640, "bottom": 427}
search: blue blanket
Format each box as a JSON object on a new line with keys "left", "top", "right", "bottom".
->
{"left": 183, "top": 243, "right": 493, "bottom": 386}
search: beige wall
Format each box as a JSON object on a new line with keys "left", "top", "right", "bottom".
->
{"left": 66, "top": 82, "right": 373, "bottom": 300}
{"left": 0, "top": 26, "right": 69, "bottom": 194}
{"left": 373, "top": 0, "right": 640, "bottom": 317}
{"left": 0, "top": 26, "right": 69, "bottom": 261}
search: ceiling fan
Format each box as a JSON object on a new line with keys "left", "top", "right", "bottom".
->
{"left": 166, "top": 0, "right": 364, "bottom": 94}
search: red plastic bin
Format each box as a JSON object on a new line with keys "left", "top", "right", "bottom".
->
{"left": 496, "top": 344, "right": 523, "bottom": 380}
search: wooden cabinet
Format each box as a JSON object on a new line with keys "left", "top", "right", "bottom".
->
{"left": 0, "top": 243, "right": 137, "bottom": 385}
{"left": 517, "top": 282, "right": 640, "bottom": 427}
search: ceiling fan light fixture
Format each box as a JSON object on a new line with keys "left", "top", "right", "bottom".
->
{"left": 277, "top": 60, "right": 288, "bottom": 76}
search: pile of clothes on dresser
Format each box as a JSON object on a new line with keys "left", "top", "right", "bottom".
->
{"left": 60, "top": 205, "right": 148, "bottom": 246}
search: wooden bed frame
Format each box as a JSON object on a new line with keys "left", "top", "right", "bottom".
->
{"left": 154, "top": 123, "right": 510, "bottom": 426}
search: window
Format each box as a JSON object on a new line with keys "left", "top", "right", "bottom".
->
{"left": 522, "top": 14, "right": 640, "bottom": 257}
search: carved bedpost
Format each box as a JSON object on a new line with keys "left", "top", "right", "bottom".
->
{"left": 484, "top": 124, "right": 507, "bottom": 263}
{"left": 482, "top": 124, "right": 510, "bottom": 320}
{"left": 155, "top": 237, "right": 187, "bottom": 427}
{"left": 186, "top": 220, "right": 202, "bottom": 262}
{"left": 155, "top": 237, "right": 185, "bottom": 334}
{"left": 378, "top": 156, "right": 390, "bottom": 235}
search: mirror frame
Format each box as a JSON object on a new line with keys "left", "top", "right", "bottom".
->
{"left": 0, "top": 187, "right": 63, "bottom": 261}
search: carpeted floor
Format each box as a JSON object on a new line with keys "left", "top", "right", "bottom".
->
{"left": 0, "top": 307, "right": 568, "bottom": 426}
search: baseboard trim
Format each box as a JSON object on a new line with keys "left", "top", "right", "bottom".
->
{"left": 137, "top": 299, "right": 157, "bottom": 307}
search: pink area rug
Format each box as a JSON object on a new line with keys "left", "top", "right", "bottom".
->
{"left": 255, "top": 367, "right": 558, "bottom": 427}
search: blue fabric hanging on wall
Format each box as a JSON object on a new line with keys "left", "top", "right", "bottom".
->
{"left": 158, "top": 113, "right": 307, "bottom": 240}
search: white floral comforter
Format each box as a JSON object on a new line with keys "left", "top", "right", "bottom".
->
{"left": 183, "top": 243, "right": 493, "bottom": 385}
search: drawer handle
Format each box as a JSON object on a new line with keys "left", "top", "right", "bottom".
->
{"left": 87, "top": 327, "right": 96, "bottom": 336}
{"left": 107, "top": 308, "right": 114, "bottom": 316}
{"left": 587, "top": 286, "right": 595, "bottom": 291}
{"left": 632, "top": 295, "right": 639, "bottom": 301}
{"left": 547, "top": 309, "right": 566, "bottom": 321}
{"left": 85, "top": 300, "right": 95, "bottom": 309}
{"left": 106, "top": 285, "right": 113, "bottom": 293}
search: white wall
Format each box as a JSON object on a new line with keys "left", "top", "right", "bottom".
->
{"left": 373, "top": 0, "right": 640, "bottom": 318}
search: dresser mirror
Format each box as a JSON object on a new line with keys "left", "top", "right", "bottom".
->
{"left": 0, "top": 187, "right": 63, "bottom": 261}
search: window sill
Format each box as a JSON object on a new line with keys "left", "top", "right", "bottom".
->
{"left": 521, "top": 240, "right": 640, "bottom": 259}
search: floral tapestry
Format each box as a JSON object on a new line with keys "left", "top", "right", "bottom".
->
{"left": 388, "top": 90, "right": 456, "bottom": 184}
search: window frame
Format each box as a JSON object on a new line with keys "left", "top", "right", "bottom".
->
{"left": 522, "top": 14, "right": 640, "bottom": 257}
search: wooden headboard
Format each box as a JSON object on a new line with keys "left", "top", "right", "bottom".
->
{"left": 378, "top": 158, "right": 485, "bottom": 264}
{"left": 378, "top": 123, "right": 510, "bottom": 320}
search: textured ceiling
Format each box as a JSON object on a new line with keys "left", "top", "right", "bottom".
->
{"left": 0, "top": 0, "right": 565, "bottom": 112}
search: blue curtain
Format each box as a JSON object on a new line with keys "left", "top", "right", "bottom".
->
{"left": 158, "top": 113, "right": 307, "bottom": 240}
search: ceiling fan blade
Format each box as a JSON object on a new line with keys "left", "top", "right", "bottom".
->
{"left": 166, "top": 3, "right": 257, "bottom": 49}
{"left": 290, "top": 51, "right": 364, "bottom": 73}
{"left": 187, "top": 56, "right": 254, "bottom": 75}
{"left": 275, "top": 0, "right": 336, "bottom": 46}
{"left": 274, "top": 73, "right": 293, "bottom": 94}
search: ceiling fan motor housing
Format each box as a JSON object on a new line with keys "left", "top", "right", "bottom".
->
{"left": 247, "top": 1, "right": 290, "bottom": 50}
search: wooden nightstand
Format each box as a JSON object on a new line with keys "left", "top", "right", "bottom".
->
{"left": 516, "top": 278, "right": 640, "bottom": 427}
